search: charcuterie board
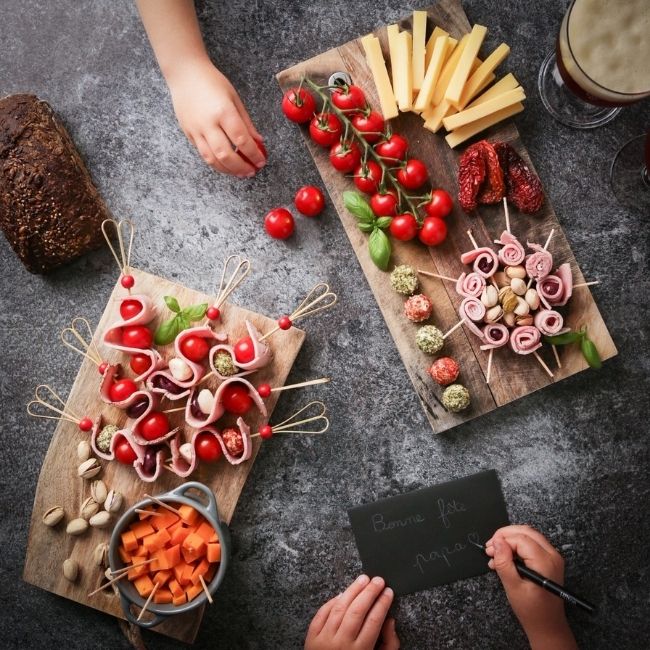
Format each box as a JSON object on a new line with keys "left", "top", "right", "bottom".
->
{"left": 23, "top": 267, "right": 305, "bottom": 643}
{"left": 276, "top": 0, "right": 617, "bottom": 434}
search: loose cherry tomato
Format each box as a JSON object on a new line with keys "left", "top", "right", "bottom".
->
{"left": 222, "top": 383, "right": 254, "bottom": 415}
{"left": 389, "top": 213, "right": 418, "bottom": 241}
{"left": 309, "top": 112, "right": 342, "bottom": 147}
{"left": 331, "top": 84, "right": 366, "bottom": 113}
{"left": 120, "top": 299, "right": 143, "bottom": 320}
{"left": 294, "top": 185, "right": 325, "bottom": 217}
{"left": 264, "top": 208, "right": 295, "bottom": 239}
{"left": 375, "top": 134, "right": 408, "bottom": 161}
{"left": 130, "top": 353, "right": 152, "bottom": 375}
{"left": 109, "top": 378, "right": 138, "bottom": 403}
{"left": 329, "top": 140, "right": 361, "bottom": 173}
{"left": 234, "top": 336, "right": 255, "bottom": 364}
{"left": 423, "top": 189, "right": 454, "bottom": 219}
{"left": 370, "top": 190, "right": 399, "bottom": 217}
{"left": 281, "top": 87, "right": 316, "bottom": 123}
{"left": 137, "top": 412, "right": 170, "bottom": 441}
{"left": 122, "top": 325, "right": 152, "bottom": 349}
{"left": 353, "top": 161, "right": 383, "bottom": 194}
{"left": 180, "top": 335, "right": 210, "bottom": 362}
{"left": 237, "top": 139, "right": 268, "bottom": 166}
{"left": 114, "top": 435, "right": 137, "bottom": 464}
{"left": 351, "top": 111, "right": 385, "bottom": 144}
{"left": 418, "top": 216, "right": 448, "bottom": 246}
{"left": 195, "top": 432, "right": 223, "bottom": 463}
{"left": 396, "top": 159, "right": 429, "bottom": 190}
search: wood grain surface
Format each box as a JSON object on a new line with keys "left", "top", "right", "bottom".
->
{"left": 277, "top": 0, "right": 616, "bottom": 434}
{"left": 23, "top": 267, "right": 305, "bottom": 643}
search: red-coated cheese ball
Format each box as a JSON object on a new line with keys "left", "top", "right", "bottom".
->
{"left": 428, "top": 357, "right": 460, "bottom": 386}
{"left": 221, "top": 428, "right": 244, "bottom": 457}
{"left": 404, "top": 294, "right": 433, "bottom": 322}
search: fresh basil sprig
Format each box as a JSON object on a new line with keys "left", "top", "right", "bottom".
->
{"left": 544, "top": 327, "right": 602, "bottom": 369}
{"left": 344, "top": 191, "right": 392, "bottom": 271}
{"left": 154, "top": 296, "right": 208, "bottom": 345}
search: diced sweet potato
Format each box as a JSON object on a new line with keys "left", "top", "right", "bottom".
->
{"left": 131, "top": 520, "right": 156, "bottom": 540}
{"left": 182, "top": 532, "right": 206, "bottom": 556}
{"left": 206, "top": 543, "right": 221, "bottom": 564}
{"left": 127, "top": 563, "right": 149, "bottom": 581}
{"left": 134, "top": 574, "right": 154, "bottom": 597}
{"left": 138, "top": 507, "right": 157, "bottom": 520}
{"left": 191, "top": 559, "right": 210, "bottom": 586}
{"left": 153, "top": 588, "right": 173, "bottom": 604}
{"left": 166, "top": 544, "right": 181, "bottom": 567}
{"left": 153, "top": 570, "right": 171, "bottom": 586}
{"left": 172, "top": 593, "right": 187, "bottom": 606}
{"left": 209, "top": 530, "right": 218, "bottom": 543}
{"left": 178, "top": 504, "right": 199, "bottom": 525}
{"left": 195, "top": 521, "right": 215, "bottom": 543}
{"left": 169, "top": 579, "right": 184, "bottom": 598}
{"left": 181, "top": 563, "right": 194, "bottom": 586}
{"left": 204, "top": 564, "right": 216, "bottom": 583}
{"left": 173, "top": 561, "right": 189, "bottom": 585}
{"left": 186, "top": 583, "right": 203, "bottom": 602}
{"left": 152, "top": 511, "right": 180, "bottom": 531}
{"left": 118, "top": 546, "right": 132, "bottom": 564}
{"left": 121, "top": 531, "right": 138, "bottom": 552}
{"left": 133, "top": 544, "right": 149, "bottom": 558}
{"left": 170, "top": 525, "right": 191, "bottom": 546}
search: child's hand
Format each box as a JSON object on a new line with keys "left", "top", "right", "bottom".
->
{"left": 486, "top": 525, "right": 578, "bottom": 650}
{"left": 305, "top": 575, "right": 399, "bottom": 650}
{"left": 167, "top": 58, "right": 266, "bottom": 177}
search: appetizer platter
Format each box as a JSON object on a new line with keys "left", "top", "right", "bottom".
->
{"left": 23, "top": 221, "right": 335, "bottom": 642}
{"left": 277, "top": 0, "right": 617, "bottom": 434}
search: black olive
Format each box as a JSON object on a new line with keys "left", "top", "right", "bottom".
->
{"left": 153, "top": 375, "right": 184, "bottom": 395}
{"left": 126, "top": 397, "right": 149, "bottom": 419}
{"left": 190, "top": 393, "right": 204, "bottom": 420}
{"left": 143, "top": 447, "right": 160, "bottom": 475}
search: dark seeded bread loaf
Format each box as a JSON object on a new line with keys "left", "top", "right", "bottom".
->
{"left": 0, "top": 94, "right": 110, "bottom": 273}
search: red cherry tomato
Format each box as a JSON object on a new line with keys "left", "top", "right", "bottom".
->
{"left": 195, "top": 432, "right": 223, "bottom": 463}
{"left": 121, "top": 325, "right": 152, "bottom": 349}
{"left": 294, "top": 186, "right": 325, "bottom": 217}
{"left": 114, "top": 435, "right": 138, "bottom": 464}
{"left": 353, "top": 161, "right": 383, "bottom": 194}
{"left": 120, "top": 299, "right": 143, "bottom": 321}
{"left": 375, "top": 134, "right": 408, "bottom": 161}
{"left": 351, "top": 111, "right": 385, "bottom": 144}
{"left": 329, "top": 140, "right": 361, "bottom": 173}
{"left": 234, "top": 336, "right": 255, "bottom": 364}
{"left": 423, "top": 189, "right": 454, "bottom": 219}
{"left": 137, "top": 412, "right": 170, "bottom": 441}
{"left": 309, "top": 112, "right": 342, "bottom": 147}
{"left": 264, "top": 208, "right": 295, "bottom": 239}
{"left": 389, "top": 214, "right": 419, "bottom": 241}
{"left": 109, "top": 378, "right": 138, "bottom": 403}
{"left": 370, "top": 190, "right": 399, "bottom": 217}
{"left": 418, "top": 216, "right": 448, "bottom": 246}
{"left": 222, "top": 383, "right": 254, "bottom": 415}
{"left": 396, "top": 159, "right": 429, "bottom": 190}
{"left": 180, "top": 335, "right": 210, "bottom": 362}
{"left": 130, "top": 353, "right": 152, "bottom": 375}
{"left": 281, "top": 87, "right": 316, "bottom": 123}
{"left": 237, "top": 139, "right": 268, "bottom": 166}
{"left": 331, "top": 84, "right": 366, "bottom": 112}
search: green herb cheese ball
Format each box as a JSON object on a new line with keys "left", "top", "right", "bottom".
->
{"left": 416, "top": 325, "right": 444, "bottom": 354}
{"left": 390, "top": 264, "right": 419, "bottom": 296}
{"left": 97, "top": 424, "right": 118, "bottom": 453}
{"left": 214, "top": 350, "right": 237, "bottom": 376}
{"left": 441, "top": 384, "right": 471, "bottom": 413}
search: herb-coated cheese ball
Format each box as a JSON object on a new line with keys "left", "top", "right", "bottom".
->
{"left": 442, "top": 384, "right": 471, "bottom": 412}
{"left": 416, "top": 325, "right": 444, "bottom": 354}
{"left": 97, "top": 424, "right": 118, "bottom": 453}
{"left": 390, "top": 264, "right": 419, "bottom": 296}
{"left": 213, "top": 350, "right": 237, "bottom": 376}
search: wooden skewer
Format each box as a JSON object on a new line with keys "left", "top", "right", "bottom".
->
{"left": 533, "top": 351, "right": 554, "bottom": 378}
{"left": 199, "top": 575, "right": 213, "bottom": 604}
{"left": 527, "top": 228, "right": 556, "bottom": 289}
{"left": 417, "top": 269, "right": 457, "bottom": 283}
{"left": 574, "top": 281, "right": 599, "bottom": 288}
{"left": 88, "top": 572, "right": 127, "bottom": 597}
{"left": 135, "top": 508, "right": 165, "bottom": 517}
{"left": 111, "top": 558, "right": 155, "bottom": 578}
{"left": 443, "top": 320, "right": 465, "bottom": 339}
{"left": 467, "top": 229, "right": 479, "bottom": 249}
{"left": 195, "top": 370, "right": 216, "bottom": 386}
{"left": 143, "top": 494, "right": 181, "bottom": 515}
{"left": 552, "top": 345, "right": 562, "bottom": 369}
{"left": 503, "top": 197, "right": 510, "bottom": 234}
{"left": 486, "top": 349, "right": 494, "bottom": 384}
{"left": 137, "top": 582, "right": 159, "bottom": 621}
{"left": 163, "top": 406, "right": 186, "bottom": 414}
{"left": 271, "top": 377, "right": 330, "bottom": 392}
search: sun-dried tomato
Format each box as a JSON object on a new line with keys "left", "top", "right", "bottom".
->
{"left": 457, "top": 145, "right": 486, "bottom": 212}
{"left": 475, "top": 141, "right": 505, "bottom": 204}
{"left": 494, "top": 142, "right": 544, "bottom": 214}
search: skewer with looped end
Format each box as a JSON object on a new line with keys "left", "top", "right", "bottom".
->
{"left": 101, "top": 219, "right": 136, "bottom": 290}
{"left": 27, "top": 384, "right": 94, "bottom": 432}
{"left": 251, "top": 400, "right": 330, "bottom": 440}
{"left": 526, "top": 228, "right": 555, "bottom": 290}
{"left": 205, "top": 255, "right": 251, "bottom": 322}
{"left": 61, "top": 317, "right": 108, "bottom": 374}
{"left": 467, "top": 229, "right": 498, "bottom": 289}
{"left": 503, "top": 197, "right": 511, "bottom": 234}
{"left": 417, "top": 269, "right": 458, "bottom": 283}
{"left": 259, "top": 283, "right": 338, "bottom": 341}
{"left": 87, "top": 559, "right": 155, "bottom": 597}
{"left": 199, "top": 575, "right": 213, "bottom": 604}
{"left": 137, "top": 583, "right": 160, "bottom": 621}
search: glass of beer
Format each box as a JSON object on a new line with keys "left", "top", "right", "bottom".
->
{"left": 538, "top": 0, "right": 650, "bottom": 129}
{"left": 610, "top": 132, "right": 650, "bottom": 214}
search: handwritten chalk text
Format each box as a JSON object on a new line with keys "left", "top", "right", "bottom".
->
{"left": 372, "top": 512, "right": 426, "bottom": 533}
{"left": 436, "top": 498, "right": 467, "bottom": 529}
{"left": 413, "top": 531, "right": 480, "bottom": 573}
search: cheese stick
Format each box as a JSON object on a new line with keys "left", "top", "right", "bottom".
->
{"left": 442, "top": 87, "right": 526, "bottom": 130}
{"left": 444, "top": 24, "right": 488, "bottom": 104}
{"left": 360, "top": 35, "right": 399, "bottom": 119}
{"left": 413, "top": 35, "right": 448, "bottom": 112}
{"left": 445, "top": 103, "right": 524, "bottom": 148}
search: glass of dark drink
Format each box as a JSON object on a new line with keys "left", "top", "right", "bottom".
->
{"left": 610, "top": 132, "right": 650, "bottom": 214}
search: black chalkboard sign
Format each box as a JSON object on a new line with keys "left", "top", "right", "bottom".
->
{"left": 348, "top": 470, "right": 509, "bottom": 595}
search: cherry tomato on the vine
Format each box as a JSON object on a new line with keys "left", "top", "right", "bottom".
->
{"left": 390, "top": 213, "right": 419, "bottom": 241}
{"left": 331, "top": 84, "right": 366, "bottom": 113}
{"left": 353, "top": 161, "right": 383, "bottom": 194}
{"left": 109, "top": 378, "right": 138, "bottom": 403}
{"left": 351, "top": 111, "right": 385, "bottom": 144}
{"left": 329, "top": 140, "right": 361, "bottom": 173}
{"left": 180, "top": 335, "right": 210, "bottom": 363}
{"left": 234, "top": 336, "right": 255, "bottom": 364}
{"left": 137, "top": 412, "right": 170, "bottom": 441}
{"left": 114, "top": 435, "right": 137, "bottom": 464}
{"left": 195, "top": 432, "right": 223, "bottom": 463}
{"left": 294, "top": 186, "right": 325, "bottom": 217}
{"left": 423, "top": 189, "right": 454, "bottom": 219}
{"left": 281, "top": 87, "right": 316, "bottom": 123}
{"left": 375, "top": 134, "right": 408, "bottom": 162}
{"left": 264, "top": 208, "right": 295, "bottom": 239}
{"left": 122, "top": 325, "right": 152, "bottom": 349}
{"left": 309, "top": 112, "right": 342, "bottom": 147}
{"left": 370, "top": 190, "right": 399, "bottom": 217}
{"left": 396, "top": 159, "right": 429, "bottom": 190}
{"left": 120, "top": 299, "right": 143, "bottom": 321}
{"left": 222, "top": 383, "right": 254, "bottom": 415}
{"left": 418, "top": 216, "right": 448, "bottom": 246}
{"left": 130, "top": 353, "right": 152, "bottom": 376}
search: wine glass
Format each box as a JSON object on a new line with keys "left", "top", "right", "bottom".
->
{"left": 610, "top": 132, "right": 650, "bottom": 214}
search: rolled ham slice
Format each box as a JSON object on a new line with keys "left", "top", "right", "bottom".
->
{"left": 480, "top": 324, "right": 510, "bottom": 350}
{"left": 537, "top": 264, "right": 572, "bottom": 309}
{"left": 509, "top": 326, "right": 542, "bottom": 355}
{"left": 99, "top": 364, "right": 141, "bottom": 409}
{"left": 208, "top": 320, "right": 272, "bottom": 380}
{"left": 219, "top": 417, "right": 253, "bottom": 466}
{"left": 496, "top": 231, "right": 525, "bottom": 266}
{"left": 123, "top": 390, "right": 178, "bottom": 447}
{"left": 460, "top": 247, "right": 499, "bottom": 278}
{"left": 455, "top": 272, "right": 486, "bottom": 299}
{"left": 534, "top": 310, "right": 569, "bottom": 336}
{"left": 525, "top": 243, "right": 553, "bottom": 280}
{"left": 459, "top": 298, "right": 486, "bottom": 339}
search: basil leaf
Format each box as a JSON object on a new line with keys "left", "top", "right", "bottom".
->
{"left": 580, "top": 336, "right": 602, "bottom": 369}
{"left": 358, "top": 222, "right": 375, "bottom": 233}
{"left": 368, "top": 227, "right": 391, "bottom": 271}
{"left": 164, "top": 295, "right": 181, "bottom": 313}
{"left": 177, "top": 314, "right": 191, "bottom": 332}
{"left": 181, "top": 302, "right": 208, "bottom": 321}
{"left": 343, "top": 190, "right": 375, "bottom": 223}
{"left": 154, "top": 316, "right": 181, "bottom": 345}
{"left": 375, "top": 216, "right": 393, "bottom": 230}
{"left": 543, "top": 331, "right": 583, "bottom": 346}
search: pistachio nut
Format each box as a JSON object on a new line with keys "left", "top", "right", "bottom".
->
{"left": 503, "top": 312, "right": 517, "bottom": 327}
{"left": 104, "top": 490, "right": 123, "bottom": 514}
{"left": 80, "top": 496, "right": 100, "bottom": 520}
{"left": 493, "top": 271, "right": 510, "bottom": 288}
{"left": 169, "top": 357, "right": 193, "bottom": 381}
{"left": 516, "top": 315, "right": 534, "bottom": 326}
{"left": 510, "top": 278, "right": 527, "bottom": 296}
{"left": 63, "top": 558, "right": 79, "bottom": 582}
{"left": 90, "top": 479, "right": 107, "bottom": 504}
{"left": 66, "top": 517, "right": 89, "bottom": 536}
{"left": 89, "top": 511, "right": 112, "bottom": 529}
{"left": 525, "top": 288, "right": 540, "bottom": 310}
{"left": 77, "top": 440, "right": 91, "bottom": 462}
{"left": 78, "top": 458, "right": 101, "bottom": 479}
{"left": 485, "top": 305, "right": 504, "bottom": 323}
{"left": 42, "top": 505, "right": 65, "bottom": 527}
{"left": 505, "top": 265, "right": 526, "bottom": 279}
{"left": 514, "top": 297, "right": 530, "bottom": 316}
{"left": 480, "top": 285, "right": 498, "bottom": 308}
{"left": 93, "top": 542, "right": 109, "bottom": 567}
{"left": 498, "top": 287, "right": 518, "bottom": 313}
{"left": 197, "top": 389, "right": 215, "bottom": 415}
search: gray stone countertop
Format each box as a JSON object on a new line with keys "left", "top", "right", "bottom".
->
{"left": 1, "top": 1, "right": 648, "bottom": 648}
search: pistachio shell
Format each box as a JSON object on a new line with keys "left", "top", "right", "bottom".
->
{"left": 43, "top": 506, "right": 65, "bottom": 527}
{"left": 480, "top": 285, "right": 498, "bottom": 308}
{"left": 516, "top": 315, "right": 534, "bottom": 326}
{"left": 63, "top": 558, "right": 79, "bottom": 582}
{"left": 90, "top": 479, "right": 107, "bottom": 504}
{"left": 104, "top": 490, "right": 123, "bottom": 514}
{"left": 493, "top": 271, "right": 510, "bottom": 288}
{"left": 503, "top": 312, "right": 517, "bottom": 327}
{"left": 485, "top": 305, "right": 504, "bottom": 323}
{"left": 77, "top": 440, "right": 91, "bottom": 462}
{"left": 505, "top": 265, "right": 526, "bottom": 279}
{"left": 514, "top": 297, "right": 530, "bottom": 316}
{"left": 525, "top": 288, "right": 540, "bottom": 310}
{"left": 89, "top": 511, "right": 111, "bottom": 529}
{"left": 80, "top": 496, "right": 100, "bottom": 520}
{"left": 66, "top": 518, "right": 89, "bottom": 536}
{"left": 499, "top": 287, "right": 518, "bottom": 313}
{"left": 78, "top": 458, "right": 101, "bottom": 479}
{"left": 510, "top": 278, "right": 527, "bottom": 296}
{"left": 93, "top": 542, "right": 109, "bottom": 567}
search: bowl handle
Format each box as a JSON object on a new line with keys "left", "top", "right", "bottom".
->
{"left": 170, "top": 481, "right": 219, "bottom": 521}
{"left": 120, "top": 592, "right": 168, "bottom": 629}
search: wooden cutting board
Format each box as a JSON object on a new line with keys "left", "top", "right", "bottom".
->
{"left": 23, "top": 268, "right": 305, "bottom": 643}
{"left": 277, "top": 0, "right": 616, "bottom": 434}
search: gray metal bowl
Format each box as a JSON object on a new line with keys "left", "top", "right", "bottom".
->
{"left": 108, "top": 481, "right": 230, "bottom": 628}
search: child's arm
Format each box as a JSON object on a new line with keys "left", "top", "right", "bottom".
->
{"left": 486, "top": 525, "right": 579, "bottom": 650}
{"left": 135, "top": 0, "right": 266, "bottom": 177}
